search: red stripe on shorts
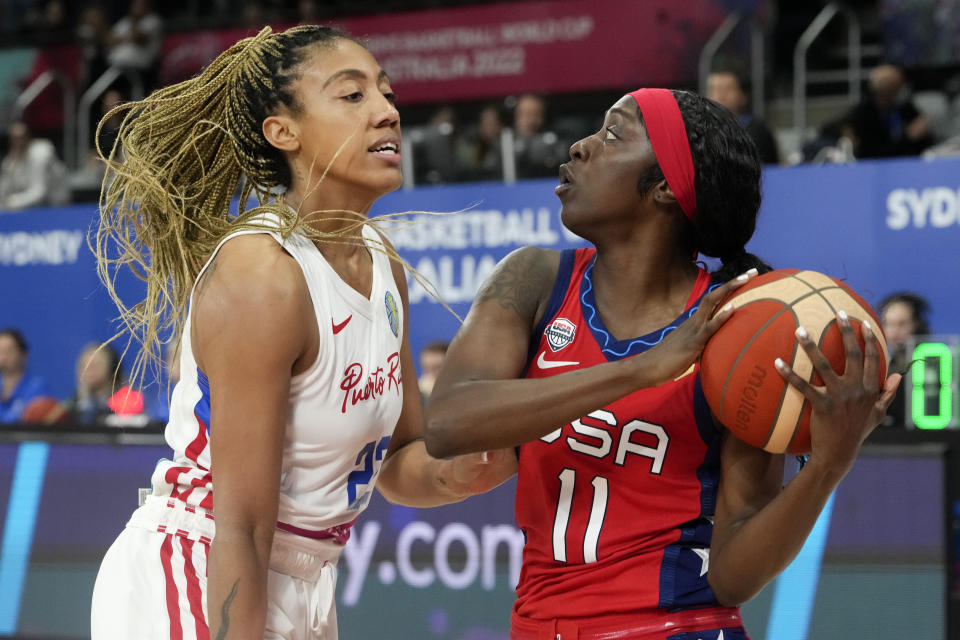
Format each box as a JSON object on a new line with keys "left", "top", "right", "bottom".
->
{"left": 160, "top": 535, "right": 184, "bottom": 640}
{"left": 180, "top": 537, "right": 209, "bottom": 640}
{"left": 186, "top": 412, "right": 209, "bottom": 463}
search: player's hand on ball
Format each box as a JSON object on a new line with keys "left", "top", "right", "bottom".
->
{"left": 775, "top": 312, "right": 901, "bottom": 475}
{"left": 447, "top": 448, "right": 518, "bottom": 497}
{"left": 642, "top": 268, "right": 758, "bottom": 385}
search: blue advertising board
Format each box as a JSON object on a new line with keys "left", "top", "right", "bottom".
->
{"left": 0, "top": 436, "right": 946, "bottom": 638}
{"left": 4, "top": 155, "right": 957, "bottom": 399}
{"left": 375, "top": 155, "right": 960, "bottom": 375}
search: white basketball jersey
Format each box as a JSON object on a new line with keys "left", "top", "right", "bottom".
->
{"left": 150, "top": 219, "right": 405, "bottom": 541}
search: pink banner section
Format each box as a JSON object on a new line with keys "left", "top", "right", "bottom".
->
{"left": 338, "top": 0, "right": 728, "bottom": 102}
{"left": 158, "top": 0, "right": 730, "bottom": 104}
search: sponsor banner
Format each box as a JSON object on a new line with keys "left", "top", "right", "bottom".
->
{"left": 0, "top": 205, "right": 144, "bottom": 400}
{"left": 159, "top": 0, "right": 737, "bottom": 104}
{"left": 335, "top": 0, "right": 731, "bottom": 103}
{"left": 0, "top": 440, "right": 943, "bottom": 637}
{"left": 371, "top": 156, "right": 960, "bottom": 375}
{"left": 3, "top": 156, "right": 959, "bottom": 397}
{"left": 753, "top": 156, "right": 960, "bottom": 332}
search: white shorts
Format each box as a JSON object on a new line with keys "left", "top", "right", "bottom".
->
{"left": 91, "top": 497, "right": 340, "bottom": 640}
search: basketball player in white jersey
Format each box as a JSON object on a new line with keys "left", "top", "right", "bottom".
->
{"left": 89, "top": 26, "right": 516, "bottom": 639}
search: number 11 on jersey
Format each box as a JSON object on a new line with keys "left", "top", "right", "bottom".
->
{"left": 552, "top": 468, "right": 609, "bottom": 564}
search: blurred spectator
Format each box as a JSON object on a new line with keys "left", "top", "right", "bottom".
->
{"left": 73, "top": 89, "right": 126, "bottom": 202}
{"left": 707, "top": 69, "right": 779, "bottom": 164}
{"left": 61, "top": 343, "right": 122, "bottom": 424}
{"left": 512, "top": 93, "right": 567, "bottom": 178}
{"left": 824, "top": 64, "right": 933, "bottom": 159}
{"left": 242, "top": 1, "right": 267, "bottom": 27}
{"left": 923, "top": 75, "right": 960, "bottom": 158}
{"left": 108, "top": 0, "right": 163, "bottom": 93}
{"left": 464, "top": 104, "right": 505, "bottom": 181}
{"left": 0, "top": 329, "right": 49, "bottom": 424}
{"left": 415, "top": 106, "right": 472, "bottom": 184}
{"left": 297, "top": 0, "right": 319, "bottom": 23}
{"left": 96, "top": 88, "right": 126, "bottom": 159}
{"left": 77, "top": 5, "right": 112, "bottom": 90}
{"left": 924, "top": 134, "right": 960, "bottom": 158}
{"left": 1, "top": 1, "right": 36, "bottom": 34}
{"left": 23, "top": 0, "right": 70, "bottom": 42}
{"left": 418, "top": 340, "right": 448, "bottom": 404}
{"left": 0, "top": 121, "right": 69, "bottom": 210}
{"left": 879, "top": 291, "right": 931, "bottom": 427}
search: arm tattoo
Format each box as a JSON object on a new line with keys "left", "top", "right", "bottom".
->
{"left": 475, "top": 248, "right": 552, "bottom": 321}
{"left": 213, "top": 579, "right": 239, "bottom": 640}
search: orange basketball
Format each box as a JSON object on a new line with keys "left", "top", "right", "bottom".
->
{"left": 700, "top": 269, "right": 888, "bottom": 455}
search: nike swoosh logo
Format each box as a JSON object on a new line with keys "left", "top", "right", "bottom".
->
{"left": 536, "top": 352, "right": 579, "bottom": 369}
{"left": 332, "top": 315, "right": 353, "bottom": 335}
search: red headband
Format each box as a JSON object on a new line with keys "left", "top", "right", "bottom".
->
{"left": 628, "top": 88, "right": 697, "bottom": 220}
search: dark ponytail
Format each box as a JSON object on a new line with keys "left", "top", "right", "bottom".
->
{"left": 712, "top": 250, "right": 772, "bottom": 283}
{"left": 639, "top": 90, "right": 775, "bottom": 282}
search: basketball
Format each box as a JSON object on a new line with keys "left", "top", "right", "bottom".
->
{"left": 700, "top": 269, "right": 888, "bottom": 455}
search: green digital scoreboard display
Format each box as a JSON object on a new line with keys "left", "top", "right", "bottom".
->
{"left": 906, "top": 336, "right": 960, "bottom": 429}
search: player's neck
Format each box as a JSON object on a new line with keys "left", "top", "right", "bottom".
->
{"left": 591, "top": 242, "right": 700, "bottom": 332}
{"left": 285, "top": 182, "right": 375, "bottom": 238}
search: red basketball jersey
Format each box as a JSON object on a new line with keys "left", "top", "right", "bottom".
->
{"left": 514, "top": 248, "right": 731, "bottom": 620}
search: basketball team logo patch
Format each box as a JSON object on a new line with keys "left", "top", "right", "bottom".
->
{"left": 544, "top": 317, "right": 576, "bottom": 351}
{"left": 384, "top": 291, "right": 400, "bottom": 337}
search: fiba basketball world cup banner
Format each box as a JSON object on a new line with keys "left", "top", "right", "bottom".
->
{"left": 157, "top": 0, "right": 746, "bottom": 104}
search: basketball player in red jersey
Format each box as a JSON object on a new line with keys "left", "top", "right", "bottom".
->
{"left": 426, "top": 89, "right": 901, "bottom": 639}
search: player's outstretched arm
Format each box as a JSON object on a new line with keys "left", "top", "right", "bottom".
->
{"left": 377, "top": 236, "right": 517, "bottom": 506}
{"left": 193, "top": 236, "right": 310, "bottom": 639}
{"left": 425, "top": 248, "right": 754, "bottom": 458}
{"left": 707, "top": 313, "right": 901, "bottom": 606}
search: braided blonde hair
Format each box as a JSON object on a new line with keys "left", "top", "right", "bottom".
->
{"left": 95, "top": 25, "right": 434, "bottom": 387}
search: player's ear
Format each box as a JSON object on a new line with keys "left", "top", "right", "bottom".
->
{"left": 653, "top": 179, "right": 679, "bottom": 207}
{"left": 263, "top": 114, "right": 300, "bottom": 153}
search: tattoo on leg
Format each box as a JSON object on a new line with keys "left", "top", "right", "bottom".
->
{"left": 213, "top": 579, "right": 239, "bottom": 640}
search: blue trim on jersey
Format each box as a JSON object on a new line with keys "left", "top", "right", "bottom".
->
{"left": 693, "top": 374, "right": 722, "bottom": 449}
{"left": 580, "top": 258, "right": 722, "bottom": 360}
{"left": 658, "top": 379, "right": 723, "bottom": 610}
{"left": 657, "top": 510, "right": 716, "bottom": 608}
{"left": 524, "top": 249, "right": 578, "bottom": 372}
{"left": 692, "top": 375, "right": 722, "bottom": 516}
{"left": 195, "top": 367, "right": 212, "bottom": 433}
